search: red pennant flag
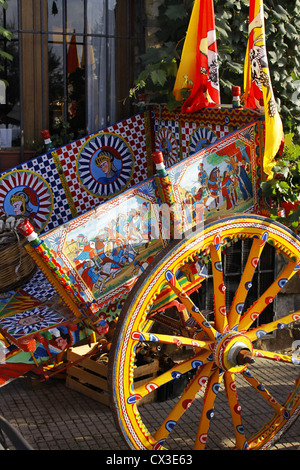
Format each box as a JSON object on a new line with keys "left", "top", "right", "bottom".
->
{"left": 173, "top": 0, "right": 220, "bottom": 113}
{"left": 67, "top": 31, "right": 80, "bottom": 75}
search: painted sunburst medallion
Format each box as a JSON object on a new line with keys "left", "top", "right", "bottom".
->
{"left": 155, "top": 128, "right": 178, "bottom": 166}
{"left": 0, "top": 306, "right": 65, "bottom": 338}
{"left": 0, "top": 170, "right": 53, "bottom": 231}
{"left": 189, "top": 127, "right": 218, "bottom": 156}
{"left": 76, "top": 132, "right": 135, "bottom": 198}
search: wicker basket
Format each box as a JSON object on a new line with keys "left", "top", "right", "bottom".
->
{"left": 0, "top": 230, "right": 37, "bottom": 293}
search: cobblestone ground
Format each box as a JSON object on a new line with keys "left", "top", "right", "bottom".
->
{"left": 0, "top": 359, "right": 299, "bottom": 451}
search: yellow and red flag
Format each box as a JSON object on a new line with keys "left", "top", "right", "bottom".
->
{"left": 244, "top": 0, "right": 283, "bottom": 179}
{"left": 173, "top": 0, "right": 220, "bottom": 113}
{"left": 67, "top": 31, "right": 80, "bottom": 75}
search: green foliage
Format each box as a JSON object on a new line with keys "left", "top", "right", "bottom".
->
{"left": 131, "top": 0, "right": 300, "bottom": 140}
{"left": 261, "top": 137, "right": 300, "bottom": 228}
{"left": 129, "top": 0, "right": 194, "bottom": 110}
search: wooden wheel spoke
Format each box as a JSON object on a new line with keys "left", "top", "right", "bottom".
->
{"left": 194, "top": 368, "right": 224, "bottom": 450}
{"left": 132, "top": 331, "right": 213, "bottom": 350}
{"left": 228, "top": 237, "right": 266, "bottom": 330}
{"left": 210, "top": 243, "right": 228, "bottom": 333}
{"left": 165, "top": 269, "right": 218, "bottom": 341}
{"left": 245, "top": 310, "right": 300, "bottom": 342}
{"left": 153, "top": 363, "right": 214, "bottom": 444}
{"left": 134, "top": 350, "right": 213, "bottom": 400}
{"left": 224, "top": 372, "right": 249, "bottom": 450}
{"left": 238, "top": 259, "right": 299, "bottom": 332}
{"left": 253, "top": 349, "right": 300, "bottom": 365}
{"left": 110, "top": 216, "right": 300, "bottom": 450}
{"left": 242, "top": 369, "right": 285, "bottom": 415}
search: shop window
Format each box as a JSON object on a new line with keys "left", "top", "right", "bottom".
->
{"left": 0, "top": 0, "right": 145, "bottom": 162}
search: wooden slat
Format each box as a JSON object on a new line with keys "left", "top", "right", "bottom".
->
{"left": 67, "top": 351, "right": 108, "bottom": 378}
{"left": 66, "top": 346, "right": 159, "bottom": 407}
{"left": 134, "top": 360, "right": 159, "bottom": 380}
{"left": 67, "top": 365, "right": 108, "bottom": 391}
{"left": 66, "top": 377, "right": 110, "bottom": 406}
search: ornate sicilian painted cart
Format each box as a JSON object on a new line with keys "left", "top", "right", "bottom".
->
{"left": 0, "top": 0, "right": 300, "bottom": 450}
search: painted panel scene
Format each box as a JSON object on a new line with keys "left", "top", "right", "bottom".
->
{"left": 43, "top": 193, "right": 164, "bottom": 302}
{"left": 172, "top": 133, "right": 255, "bottom": 231}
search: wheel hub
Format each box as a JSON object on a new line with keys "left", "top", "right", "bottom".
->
{"left": 213, "top": 332, "right": 254, "bottom": 373}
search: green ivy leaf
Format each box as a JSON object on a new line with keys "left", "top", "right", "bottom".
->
{"left": 0, "top": 0, "right": 8, "bottom": 9}
{"left": 274, "top": 5, "right": 289, "bottom": 21}
{"left": 165, "top": 4, "right": 188, "bottom": 21}
{"left": 150, "top": 69, "right": 167, "bottom": 87}
{"left": 227, "top": 61, "right": 243, "bottom": 73}
{"left": 217, "top": 26, "right": 229, "bottom": 39}
{"left": 0, "top": 50, "right": 13, "bottom": 61}
{"left": 289, "top": 206, "right": 300, "bottom": 224}
{"left": 261, "top": 180, "right": 277, "bottom": 197}
{"left": 0, "top": 25, "right": 12, "bottom": 40}
{"left": 285, "top": 23, "right": 298, "bottom": 38}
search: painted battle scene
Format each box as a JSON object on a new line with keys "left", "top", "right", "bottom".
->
{"left": 42, "top": 192, "right": 165, "bottom": 302}
{"left": 171, "top": 132, "right": 255, "bottom": 232}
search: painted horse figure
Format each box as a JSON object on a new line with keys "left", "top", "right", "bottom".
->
{"left": 207, "top": 167, "right": 221, "bottom": 210}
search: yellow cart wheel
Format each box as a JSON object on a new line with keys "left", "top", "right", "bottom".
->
{"left": 108, "top": 215, "right": 300, "bottom": 450}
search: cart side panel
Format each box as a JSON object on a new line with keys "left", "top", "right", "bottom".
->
{"left": 40, "top": 178, "right": 165, "bottom": 320}
{"left": 166, "top": 120, "right": 263, "bottom": 232}
{"left": 0, "top": 107, "right": 262, "bottom": 238}
{"left": 0, "top": 108, "right": 264, "bottom": 386}
{"left": 0, "top": 111, "right": 154, "bottom": 235}
{"left": 152, "top": 106, "right": 262, "bottom": 166}
{"left": 38, "top": 118, "right": 263, "bottom": 322}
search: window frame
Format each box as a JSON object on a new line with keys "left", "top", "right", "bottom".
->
{"left": 0, "top": 0, "right": 145, "bottom": 161}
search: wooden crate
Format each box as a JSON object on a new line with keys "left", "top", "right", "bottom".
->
{"left": 66, "top": 343, "right": 159, "bottom": 407}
